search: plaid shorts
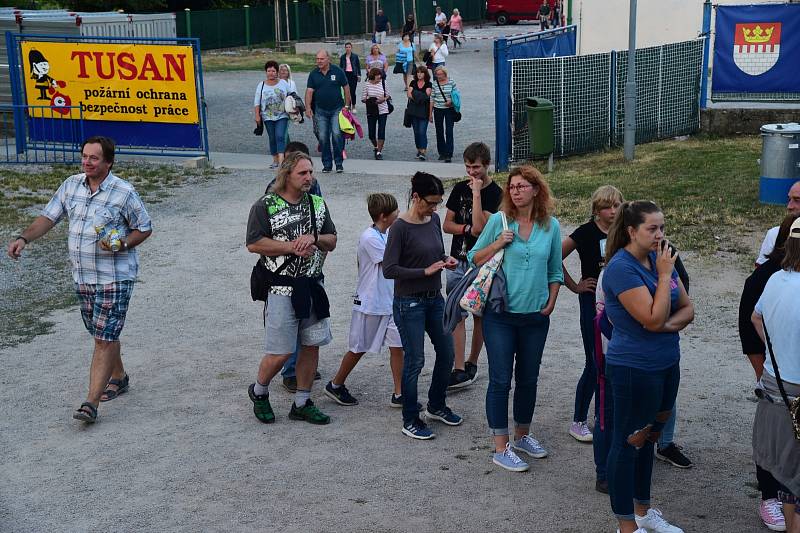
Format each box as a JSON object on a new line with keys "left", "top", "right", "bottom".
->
{"left": 75, "top": 281, "right": 134, "bottom": 341}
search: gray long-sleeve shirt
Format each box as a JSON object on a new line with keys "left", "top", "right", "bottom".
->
{"left": 382, "top": 213, "right": 446, "bottom": 297}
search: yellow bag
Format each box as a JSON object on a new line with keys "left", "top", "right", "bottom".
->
{"left": 338, "top": 110, "right": 355, "bottom": 135}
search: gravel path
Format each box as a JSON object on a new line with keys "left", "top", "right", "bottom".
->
{"left": 1, "top": 165, "right": 763, "bottom": 532}
{"left": 204, "top": 26, "right": 500, "bottom": 163}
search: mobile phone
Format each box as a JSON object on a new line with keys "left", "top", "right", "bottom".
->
{"left": 660, "top": 240, "right": 667, "bottom": 252}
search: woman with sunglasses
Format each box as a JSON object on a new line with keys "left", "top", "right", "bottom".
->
{"left": 383, "top": 172, "right": 463, "bottom": 440}
{"left": 468, "top": 165, "right": 563, "bottom": 472}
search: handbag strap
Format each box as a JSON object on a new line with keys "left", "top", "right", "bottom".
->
{"left": 764, "top": 321, "right": 795, "bottom": 411}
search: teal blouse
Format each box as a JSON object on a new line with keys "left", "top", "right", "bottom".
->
{"left": 467, "top": 211, "right": 564, "bottom": 314}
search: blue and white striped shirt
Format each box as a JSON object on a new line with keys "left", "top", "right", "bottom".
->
{"left": 42, "top": 172, "right": 152, "bottom": 285}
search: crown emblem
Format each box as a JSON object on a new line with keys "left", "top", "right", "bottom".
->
{"left": 743, "top": 25, "right": 774, "bottom": 44}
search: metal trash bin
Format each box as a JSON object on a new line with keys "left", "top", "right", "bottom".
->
{"left": 760, "top": 122, "right": 800, "bottom": 205}
{"left": 526, "top": 97, "right": 554, "bottom": 158}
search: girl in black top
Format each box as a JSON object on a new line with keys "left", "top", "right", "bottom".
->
{"left": 562, "top": 185, "right": 623, "bottom": 442}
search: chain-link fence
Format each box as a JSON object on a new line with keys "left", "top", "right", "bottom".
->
{"left": 509, "top": 38, "right": 705, "bottom": 161}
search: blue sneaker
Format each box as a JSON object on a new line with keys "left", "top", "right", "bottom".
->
{"left": 402, "top": 418, "right": 435, "bottom": 440}
{"left": 492, "top": 443, "right": 530, "bottom": 472}
{"left": 425, "top": 405, "right": 463, "bottom": 426}
{"left": 513, "top": 434, "right": 548, "bottom": 458}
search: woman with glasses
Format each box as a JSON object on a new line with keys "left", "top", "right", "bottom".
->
{"left": 383, "top": 171, "right": 463, "bottom": 440}
{"left": 467, "top": 165, "right": 563, "bottom": 472}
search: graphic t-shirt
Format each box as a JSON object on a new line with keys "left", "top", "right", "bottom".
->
{"left": 569, "top": 219, "right": 608, "bottom": 280}
{"left": 602, "top": 249, "right": 681, "bottom": 371}
{"left": 445, "top": 179, "right": 502, "bottom": 261}
{"left": 246, "top": 192, "right": 336, "bottom": 296}
{"left": 254, "top": 80, "right": 290, "bottom": 121}
{"left": 354, "top": 226, "right": 394, "bottom": 315}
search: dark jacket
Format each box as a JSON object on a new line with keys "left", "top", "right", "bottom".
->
{"left": 339, "top": 53, "right": 361, "bottom": 77}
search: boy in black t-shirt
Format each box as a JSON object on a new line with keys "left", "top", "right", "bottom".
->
{"left": 443, "top": 143, "right": 503, "bottom": 390}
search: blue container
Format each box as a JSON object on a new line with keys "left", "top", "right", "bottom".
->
{"left": 760, "top": 123, "right": 800, "bottom": 205}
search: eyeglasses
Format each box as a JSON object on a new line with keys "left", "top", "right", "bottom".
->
{"left": 508, "top": 184, "right": 533, "bottom": 192}
{"left": 419, "top": 197, "right": 442, "bottom": 207}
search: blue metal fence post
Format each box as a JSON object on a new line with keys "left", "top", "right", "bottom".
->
{"left": 700, "top": 0, "right": 712, "bottom": 109}
{"left": 494, "top": 37, "right": 510, "bottom": 172}
{"left": 6, "top": 32, "right": 27, "bottom": 155}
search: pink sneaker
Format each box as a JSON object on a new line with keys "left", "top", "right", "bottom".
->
{"left": 569, "top": 421, "right": 593, "bottom": 442}
{"left": 760, "top": 498, "right": 786, "bottom": 531}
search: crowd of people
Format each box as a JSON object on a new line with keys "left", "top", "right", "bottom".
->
{"left": 7, "top": 128, "right": 800, "bottom": 532}
{"left": 252, "top": 7, "right": 469, "bottom": 168}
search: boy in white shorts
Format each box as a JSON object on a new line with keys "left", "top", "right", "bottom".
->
{"left": 325, "top": 193, "right": 405, "bottom": 407}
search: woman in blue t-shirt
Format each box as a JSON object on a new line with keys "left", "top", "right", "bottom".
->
{"left": 601, "top": 200, "right": 694, "bottom": 533}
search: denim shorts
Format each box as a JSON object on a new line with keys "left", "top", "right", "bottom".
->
{"left": 264, "top": 293, "right": 332, "bottom": 355}
{"left": 75, "top": 280, "right": 134, "bottom": 341}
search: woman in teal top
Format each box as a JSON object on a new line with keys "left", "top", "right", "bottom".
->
{"left": 467, "top": 165, "right": 563, "bottom": 472}
{"left": 395, "top": 33, "right": 416, "bottom": 86}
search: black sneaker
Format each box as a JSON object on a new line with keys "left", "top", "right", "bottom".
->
{"left": 438, "top": 154, "right": 445, "bottom": 160}
{"left": 390, "top": 394, "right": 422, "bottom": 410}
{"left": 656, "top": 443, "right": 693, "bottom": 469}
{"left": 322, "top": 167, "right": 332, "bottom": 173}
{"left": 324, "top": 381, "right": 359, "bottom": 406}
{"left": 447, "top": 369, "right": 474, "bottom": 390}
{"left": 465, "top": 361, "right": 478, "bottom": 381}
{"left": 418, "top": 153, "right": 426, "bottom": 161}
{"left": 595, "top": 479, "right": 609, "bottom": 494}
{"left": 336, "top": 165, "right": 344, "bottom": 173}
{"left": 282, "top": 375, "right": 297, "bottom": 393}
{"left": 376, "top": 151, "right": 383, "bottom": 160}
{"left": 444, "top": 157, "right": 452, "bottom": 163}
{"left": 314, "top": 371, "right": 321, "bottom": 381}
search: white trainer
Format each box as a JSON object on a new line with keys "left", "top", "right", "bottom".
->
{"left": 635, "top": 508, "right": 684, "bottom": 533}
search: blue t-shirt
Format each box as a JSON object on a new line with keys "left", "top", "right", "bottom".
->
{"left": 602, "top": 249, "right": 681, "bottom": 371}
{"left": 307, "top": 65, "right": 348, "bottom": 111}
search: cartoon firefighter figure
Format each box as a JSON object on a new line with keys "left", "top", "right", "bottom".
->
{"left": 29, "top": 49, "right": 72, "bottom": 114}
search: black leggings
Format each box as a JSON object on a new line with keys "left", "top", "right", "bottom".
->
{"left": 345, "top": 71, "right": 358, "bottom": 107}
{"left": 757, "top": 464, "right": 780, "bottom": 500}
{"left": 367, "top": 113, "right": 388, "bottom": 145}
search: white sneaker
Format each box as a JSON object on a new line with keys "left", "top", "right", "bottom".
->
{"left": 616, "top": 529, "right": 647, "bottom": 533}
{"left": 569, "top": 421, "right": 593, "bottom": 442}
{"left": 635, "top": 508, "right": 684, "bottom": 533}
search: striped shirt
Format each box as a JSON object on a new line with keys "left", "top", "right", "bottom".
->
{"left": 432, "top": 78, "right": 456, "bottom": 109}
{"left": 42, "top": 172, "right": 152, "bottom": 285}
{"left": 362, "top": 81, "right": 391, "bottom": 115}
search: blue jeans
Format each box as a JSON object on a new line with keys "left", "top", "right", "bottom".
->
{"left": 658, "top": 406, "right": 677, "bottom": 447}
{"left": 265, "top": 117, "right": 288, "bottom": 156}
{"left": 280, "top": 340, "right": 301, "bottom": 378}
{"left": 482, "top": 310, "right": 550, "bottom": 435}
{"left": 411, "top": 116, "right": 428, "bottom": 150}
{"left": 573, "top": 291, "right": 597, "bottom": 422}
{"left": 314, "top": 107, "right": 343, "bottom": 169}
{"left": 433, "top": 107, "right": 454, "bottom": 158}
{"left": 393, "top": 294, "right": 454, "bottom": 424}
{"left": 606, "top": 362, "right": 680, "bottom": 520}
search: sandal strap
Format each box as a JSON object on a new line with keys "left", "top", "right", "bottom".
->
{"left": 106, "top": 378, "right": 124, "bottom": 387}
{"left": 78, "top": 402, "right": 97, "bottom": 416}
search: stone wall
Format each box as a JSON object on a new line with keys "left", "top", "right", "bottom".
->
{"left": 701, "top": 108, "right": 800, "bottom": 135}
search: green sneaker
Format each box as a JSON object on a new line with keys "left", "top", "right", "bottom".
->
{"left": 288, "top": 399, "right": 330, "bottom": 425}
{"left": 248, "top": 383, "right": 275, "bottom": 424}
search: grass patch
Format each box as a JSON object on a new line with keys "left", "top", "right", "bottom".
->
{"left": 494, "top": 136, "right": 785, "bottom": 257}
{"left": 202, "top": 48, "right": 318, "bottom": 72}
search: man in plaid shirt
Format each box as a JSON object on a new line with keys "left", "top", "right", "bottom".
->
{"left": 7, "top": 136, "right": 152, "bottom": 423}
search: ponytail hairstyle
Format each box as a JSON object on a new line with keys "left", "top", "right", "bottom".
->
{"left": 409, "top": 171, "right": 444, "bottom": 206}
{"left": 604, "top": 200, "right": 661, "bottom": 263}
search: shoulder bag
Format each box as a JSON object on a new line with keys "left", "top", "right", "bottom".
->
{"left": 763, "top": 323, "right": 800, "bottom": 441}
{"left": 381, "top": 79, "right": 394, "bottom": 114}
{"left": 459, "top": 212, "right": 508, "bottom": 316}
{"left": 253, "top": 81, "right": 265, "bottom": 135}
{"left": 436, "top": 79, "right": 461, "bottom": 122}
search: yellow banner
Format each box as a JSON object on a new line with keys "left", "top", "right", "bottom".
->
{"left": 21, "top": 41, "right": 199, "bottom": 124}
